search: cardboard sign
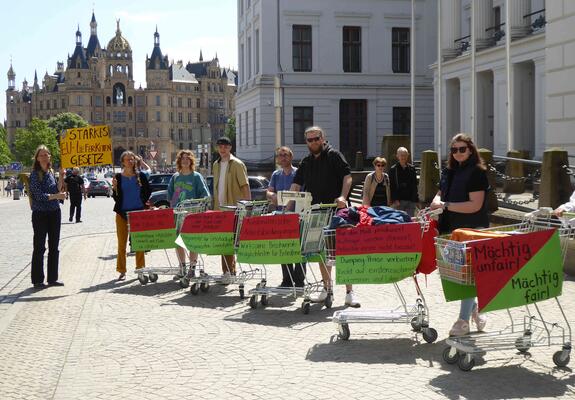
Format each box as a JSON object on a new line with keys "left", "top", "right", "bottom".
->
{"left": 178, "top": 211, "right": 236, "bottom": 255}
{"left": 335, "top": 223, "right": 422, "bottom": 284}
{"left": 128, "top": 208, "right": 176, "bottom": 251}
{"left": 237, "top": 214, "right": 302, "bottom": 264}
{"left": 60, "top": 125, "right": 113, "bottom": 168}
{"left": 470, "top": 228, "right": 563, "bottom": 312}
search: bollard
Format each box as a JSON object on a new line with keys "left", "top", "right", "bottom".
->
{"left": 418, "top": 150, "right": 440, "bottom": 204}
{"left": 354, "top": 151, "right": 364, "bottom": 171}
{"left": 503, "top": 150, "right": 525, "bottom": 194}
{"left": 538, "top": 148, "right": 572, "bottom": 209}
{"left": 478, "top": 149, "right": 499, "bottom": 213}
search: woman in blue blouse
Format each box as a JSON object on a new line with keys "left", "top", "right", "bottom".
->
{"left": 112, "top": 151, "right": 151, "bottom": 280}
{"left": 28, "top": 145, "right": 67, "bottom": 288}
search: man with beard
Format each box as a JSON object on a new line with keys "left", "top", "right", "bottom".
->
{"left": 289, "top": 126, "right": 360, "bottom": 308}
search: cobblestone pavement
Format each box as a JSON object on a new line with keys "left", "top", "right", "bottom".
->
{"left": 0, "top": 196, "right": 574, "bottom": 399}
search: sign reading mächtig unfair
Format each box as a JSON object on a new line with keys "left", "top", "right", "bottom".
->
{"left": 128, "top": 208, "right": 177, "bottom": 251}
{"left": 60, "top": 125, "right": 112, "bottom": 168}
{"left": 178, "top": 211, "right": 236, "bottom": 255}
{"left": 335, "top": 223, "right": 422, "bottom": 285}
{"left": 470, "top": 228, "right": 563, "bottom": 312}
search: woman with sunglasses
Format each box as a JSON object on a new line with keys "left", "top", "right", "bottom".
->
{"left": 362, "top": 157, "right": 391, "bottom": 207}
{"left": 430, "top": 133, "right": 489, "bottom": 337}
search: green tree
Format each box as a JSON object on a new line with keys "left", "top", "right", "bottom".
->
{"left": 47, "top": 112, "right": 88, "bottom": 136}
{"left": 14, "top": 118, "right": 59, "bottom": 167}
{"left": 0, "top": 125, "right": 12, "bottom": 166}
{"left": 224, "top": 117, "right": 236, "bottom": 152}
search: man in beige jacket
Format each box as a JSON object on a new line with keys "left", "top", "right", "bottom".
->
{"left": 212, "top": 136, "right": 250, "bottom": 277}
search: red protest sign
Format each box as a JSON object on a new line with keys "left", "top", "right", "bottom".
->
{"left": 239, "top": 214, "right": 300, "bottom": 241}
{"left": 128, "top": 208, "right": 175, "bottom": 232}
{"left": 180, "top": 211, "right": 236, "bottom": 234}
{"left": 336, "top": 223, "right": 422, "bottom": 256}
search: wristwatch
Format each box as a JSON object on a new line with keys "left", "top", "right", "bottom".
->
{"left": 443, "top": 201, "right": 450, "bottom": 209}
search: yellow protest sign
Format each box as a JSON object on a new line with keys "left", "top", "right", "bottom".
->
{"left": 60, "top": 125, "right": 113, "bottom": 168}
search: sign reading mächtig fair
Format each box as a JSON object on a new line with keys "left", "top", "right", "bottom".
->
{"left": 60, "top": 125, "right": 112, "bottom": 168}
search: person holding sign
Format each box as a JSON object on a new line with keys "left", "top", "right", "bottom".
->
{"left": 430, "top": 133, "right": 490, "bottom": 336}
{"left": 212, "top": 136, "right": 251, "bottom": 281}
{"left": 112, "top": 151, "right": 152, "bottom": 281}
{"left": 362, "top": 156, "right": 392, "bottom": 207}
{"left": 267, "top": 146, "right": 307, "bottom": 287}
{"left": 168, "top": 150, "right": 210, "bottom": 275}
{"left": 28, "top": 145, "right": 67, "bottom": 288}
{"left": 290, "top": 126, "right": 360, "bottom": 308}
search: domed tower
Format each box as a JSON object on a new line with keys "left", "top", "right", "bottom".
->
{"left": 106, "top": 19, "right": 134, "bottom": 105}
{"left": 145, "top": 26, "right": 169, "bottom": 89}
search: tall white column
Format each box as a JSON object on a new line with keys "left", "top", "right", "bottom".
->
{"left": 475, "top": 0, "right": 493, "bottom": 49}
{"left": 533, "top": 57, "right": 546, "bottom": 159}
{"left": 441, "top": 0, "right": 461, "bottom": 59}
{"left": 509, "top": 0, "right": 531, "bottom": 39}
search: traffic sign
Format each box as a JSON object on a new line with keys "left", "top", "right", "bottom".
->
{"left": 149, "top": 151, "right": 157, "bottom": 159}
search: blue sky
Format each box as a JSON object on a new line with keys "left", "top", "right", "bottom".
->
{"left": 1, "top": 0, "right": 238, "bottom": 123}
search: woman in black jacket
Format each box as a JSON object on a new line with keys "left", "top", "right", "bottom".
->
{"left": 112, "top": 151, "right": 151, "bottom": 280}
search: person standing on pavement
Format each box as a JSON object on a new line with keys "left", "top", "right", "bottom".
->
{"left": 430, "top": 133, "right": 489, "bottom": 336}
{"left": 64, "top": 167, "right": 86, "bottom": 223}
{"left": 212, "top": 136, "right": 251, "bottom": 280}
{"left": 362, "top": 156, "right": 392, "bottom": 207}
{"left": 266, "top": 146, "right": 306, "bottom": 287}
{"left": 290, "top": 126, "right": 360, "bottom": 308}
{"left": 28, "top": 145, "right": 67, "bottom": 289}
{"left": 112, "top": 151, "right": 152, "bottom": 281}
{"left": 389, "top": 147, "right": 419, "bottom": 216}
{"left": 168, "top": 150, "right": 210, "bottom": 275}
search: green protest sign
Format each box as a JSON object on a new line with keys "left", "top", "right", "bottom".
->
{"left": 178, "top": 211, "right": 235, "bottom": 255}
{"left": 128, "top": 209, "right": 176, "bottom": 251}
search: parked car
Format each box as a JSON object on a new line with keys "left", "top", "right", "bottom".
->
{"left": 85, "top": 172, "right": 97, "bottom": 181}
{"left": 148, "top": 175, "right": 270, "bottom": 208}
{"left": 87, "top": 179, "right": 112, "bottom": 197}
{"left": 147, "top": 173, "right": 173, "bottom": 192}
{"left": 104, "top": 171, "right": 115, "bottom": 179}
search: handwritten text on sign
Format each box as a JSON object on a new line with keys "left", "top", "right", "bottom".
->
{"left": 335, "top": 223, "right": 423, "bottom": 284}
{"left": 60, "top": 125, "right": 113, "bottom": 168}
{"left": 470, "top": 229, "right": 563, "bottom": 312}
{"left": 180, "top": 211, "right": 235, "bottom": 234}
{"left": 128, "top": 208, "right": 175, "bottom": 232}
{"left": 237, "top": 214, "right": 302, "bottom": 264}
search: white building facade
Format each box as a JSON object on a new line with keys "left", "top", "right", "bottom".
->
{"left": 236, "top": 0, "right": 437, "bottom": 165}
{"left": 433, "top": 0, "right": 575, "bottom": 159}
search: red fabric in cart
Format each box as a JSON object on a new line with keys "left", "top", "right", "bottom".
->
{"left": 416, "top": 219, "right": 439, "bottom": 275}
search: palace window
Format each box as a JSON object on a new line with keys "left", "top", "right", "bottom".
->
{"left": 343, "top": 26, "right": 361, "bottom": 73}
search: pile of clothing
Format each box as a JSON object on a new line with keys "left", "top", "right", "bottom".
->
{"left": 329, "top": 206, "right": 411, "bottom": 229}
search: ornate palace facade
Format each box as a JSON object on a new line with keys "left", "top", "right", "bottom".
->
{"left": 5, "top": 13, "right": 237, "bottom": 165}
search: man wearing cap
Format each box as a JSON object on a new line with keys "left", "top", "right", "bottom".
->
{"left": 64, "top": 167, "right": 87, "bottom": 223}
{"left": 212, "top": 136, "right": 251, "bottom": 279}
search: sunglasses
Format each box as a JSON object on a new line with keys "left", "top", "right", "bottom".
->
{"left": 306, "top": 136, "right": 321, "bottom": 143}
{"left": 375, "top": 163, "right": 385, "bottom": 167}
{"left": 450, "top": 146, "right": 468, "bottom": 154}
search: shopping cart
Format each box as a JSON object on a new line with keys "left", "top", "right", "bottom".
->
{"left": 329, "top": 208, "right": 443, "bottom": 342}
{"left": 131, "top": 198, "right": 210, "bottom": 285}
{"left": 246, "top": 198, "right": 337, "bottom": 312}
{"left": 187, "top": 200, "right": 269, "bottom": 297}
{"left": 439, "top": 207, "right": 573, "bottom": 371}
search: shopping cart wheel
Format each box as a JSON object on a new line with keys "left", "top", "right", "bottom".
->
{"left": 442, "top": 347, "right": 459, "bottom": 364}
{"left": 324, "top": 293, "right": 333, "bottom": 309}
{"left": 260, "top": 295, "right": 268, "bottom": 306}
{"left": 338, "top": 324, "right": 351, "bottom": 341}
{"left": 458, "top": 354, "right": 475, "bottom": 371}
{"left": 179, "top": 278, "right": 190, "bottom": 289}
{"left": 302, "top": 301, "right": 311, "bottom": 315}
{"left": 422, "top": 328, "right": 438, "bottom": 343}
{"left": 149, "top": 273, "right": 159, "bottom": 283}
{"left": 239, "top": 288, "right": 245, "bottom": 299}
{"left": 410, "top": 316, "right": 422, "bottom": 332}
{"left": 553, "top": 350, "right": 571, "bottom": 367}
{"left": 249, "top": 295, "right": 258, "bottom": 309}
{"left": 190, "top": 283, "right": 200, "bottom": 295}
{"left": 200, "top": 282, "right": 210, "bottom": 293}
{"left": 138, "top": 274, "right": 149, "bottom": 285}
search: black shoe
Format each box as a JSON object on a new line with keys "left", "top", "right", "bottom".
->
{"left": 33, "top": 283, "right": 46, "bottom": 289}
{"left": 69, "top": 218, "right": 73, "bottom": 222}
{"left": 76, "top": 220, "right": 82, "bottom": 223}
{"left": 48, "top": 281, "right": 64, "bottom": 287}
{"left": 278, "top": 281, "right": 291, "bottom": 288}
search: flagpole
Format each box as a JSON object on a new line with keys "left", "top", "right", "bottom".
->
{"left": 471, "top": 0, "right": 477, "bottom": 142}
{"left": 437, "top": 0, "right": 443, "bottom": 164}
{"left": 410, "top": 0, "right": 415, "bottom": 161}
{"left": 505, "top": 0, "right": 513, "bottom": 151}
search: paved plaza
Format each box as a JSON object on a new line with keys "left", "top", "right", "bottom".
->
{"left": 0, "top": 195, "right": 574, "bottom": 400}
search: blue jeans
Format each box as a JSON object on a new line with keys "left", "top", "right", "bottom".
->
{"left": 459, "top": 298, "right": 477, "bottom": 321}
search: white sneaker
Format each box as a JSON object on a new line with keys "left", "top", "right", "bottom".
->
{"left": 344, "top": 291, "right": 361, "bottom": 308}
{"left": 314, "top": 288, "right": 328, "bottom": 302}
{"left": 472, "top": 307, "right": 487, "bottom": 331}
{"left": 449, "top": 319, "right": 470, "bottom": 336}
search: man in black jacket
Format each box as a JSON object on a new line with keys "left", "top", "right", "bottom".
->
{"left": 290, "top": 126, "right": 360, "bottom": 308}
{"left": 64, "top": 167, "right": 86, "bottom": 223}
{"left": 389, "top": 147, "right": 419, "bottom": 217}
